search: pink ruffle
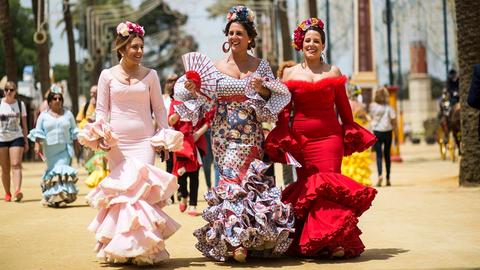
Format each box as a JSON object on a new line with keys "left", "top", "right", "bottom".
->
{"left": 150, "top": 129, "right": 184, "bottom": 152}
{"left": 86, "top": 158, "right": 180, "bottom": 264}
{"left": 264, "top": 125, "right": 306, "bottom": 163}
{"left": 78, "top": 119, "right": 118, "bottom": 150}
{"left": 343, "top": 122, "right": 377, "bottom": 156}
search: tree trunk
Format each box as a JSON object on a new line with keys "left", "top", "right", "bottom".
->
{"left": 308, "top": 0, "right": 317, "bottom": 18}
{"left": 32, "top": 0, "right": 50, "bottom": 97}
{"left": 63, "top": 0, "right": 79, "bottom": 115}
{"left": 455, "top": 0, "right": 480, "bottom": 185}
{"left": 278, "top": 0, "right": 292, "bottom": 61}
{"left": 0, "top": 0, "right": 17, "bottom": 82}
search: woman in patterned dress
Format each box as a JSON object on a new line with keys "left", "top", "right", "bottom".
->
{"left": 174, "top": 5, "right": 294, "bottom": 262}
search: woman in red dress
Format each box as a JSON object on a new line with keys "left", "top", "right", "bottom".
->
{"left": 265, "top": 18, "right": 377, "bottom": 258}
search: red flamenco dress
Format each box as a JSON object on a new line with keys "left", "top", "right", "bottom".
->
{"left": 265, "top": 76, "right": 377, "bottom": 258}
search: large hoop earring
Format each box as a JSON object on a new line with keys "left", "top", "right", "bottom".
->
{"left": 222, "top": 41, "right": 231, "bottom": 53}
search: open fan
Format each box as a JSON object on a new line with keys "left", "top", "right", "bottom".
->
{"left": 181, "top": 52, "right": 218, "bottom": 100}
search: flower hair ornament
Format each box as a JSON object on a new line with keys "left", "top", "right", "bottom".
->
{"left": 226, "top": 5, "right": 255, "bottom": 24}
{"left": 292, "top": 18, "right": 325, "bottom": 51}
{"left": 50, "top": 84, "right": 63, "bottom": 94}
{"left": 116, "top": 21, "right": 145, "bottom": 37}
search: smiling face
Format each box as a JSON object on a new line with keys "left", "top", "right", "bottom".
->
{"left": 302, "top": 30, "right": 325, "bottom": 61}
{"left": 120, "top": 36, "right": 144, "bottom": 65}
{"left": 48, "top": 93, "right": 64, "bottom": 110}
{"left": 227, "top": 22, "right": 251, "bottom": 53}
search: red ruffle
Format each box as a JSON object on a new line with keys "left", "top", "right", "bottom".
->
{"left": 284, "top": 76, "right": 348, "bottom": 93}
{"left": 264, "top": 125, "right": 306, "bottom": 163}
{"left": 282, "top": 172, "right": 377, "bottom": 257}
{"left": 343, "top": 122, "right": 377, "bottom": 156}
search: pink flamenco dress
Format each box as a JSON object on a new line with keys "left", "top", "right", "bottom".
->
{"left": 78, "top": 69, "right": 184, "bottom": 265}
{"left": 265, "top": 76, "right": 377, "bottom": 258}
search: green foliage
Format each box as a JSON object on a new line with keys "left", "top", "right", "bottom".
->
{"left": 0, "top": 0, "right": 36, "bottom": 79}
{"left": 52, "top": 64, "right": 69, "bottom": 82}
{"left": 206, "top": 0, "right": 254, "bottom": 18}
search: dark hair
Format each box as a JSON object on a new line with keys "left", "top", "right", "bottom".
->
{"left": 306, "top": 25, "right": 326, "bottom": 45}
{"left": 47, "top": 92, "right": 64, "bottom": 105}
{"left": 113, "top": 33, "right": 144, "bottom": 61}
{"left": 223, "top": 20, "right": 257, "bottom": 50}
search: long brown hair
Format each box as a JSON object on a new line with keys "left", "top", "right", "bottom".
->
{"left": 374, "top": 87, "right": 390, "bottom": 105}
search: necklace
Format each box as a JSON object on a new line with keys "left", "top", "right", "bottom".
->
{"left": 120, "top": 59, "right": 140, "bottom": 84}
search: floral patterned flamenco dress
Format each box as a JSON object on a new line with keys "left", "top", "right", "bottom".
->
{"left": 174, "top": 59, "right": 295, "bottom": 261}
{"left": 265, "top": 76, "right": 377, "bottom": 258}
{"left": 78, "top": 69, "right": 184, "bottom": 265}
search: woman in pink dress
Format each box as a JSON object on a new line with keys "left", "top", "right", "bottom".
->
{"left": 78, "top": 21, "right": 183, "bottom": 265}
{"left": 265, "top": 18, "right": 377, "bottom": 258}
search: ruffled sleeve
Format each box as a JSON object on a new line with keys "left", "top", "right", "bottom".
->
{"left": 246, "top": 59, "right": 291, "bottom": 123}
{"left": 173, "top": 74, "right": 216, "bottom": 126}
{"left": 28, "top": 112, "right": 47, "bottom": 142}
{"left": 334, "top": 76, "right": 376, "bottom": 155}
{"left": 264, "top": 99, "right": 306, "bottom": 164}
{"left": 77, "top": 119, "right": 119, "bottom": 150}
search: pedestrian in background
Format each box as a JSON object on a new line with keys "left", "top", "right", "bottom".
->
{"left": 0, "top": 81, "right": 28, "bottom": 202}
{"left": 370, "top": 87, "right": 397, "bottom": 187}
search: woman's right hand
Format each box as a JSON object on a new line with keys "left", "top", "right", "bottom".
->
{"left": 34, "top": 142, "right": 40, "bottom": 155}
{"left": 184, "top": 79, "right": 197, "bottom": 95}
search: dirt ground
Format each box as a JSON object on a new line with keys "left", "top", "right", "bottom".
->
{"left": 1, "top": 143, "right": 479, "bottom": 270}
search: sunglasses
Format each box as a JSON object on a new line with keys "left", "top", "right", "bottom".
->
{"left": 53, "top": 97, "right": 63, "bottom": 101}
{"left": 4, "top": 88, "right": 15, "bottom": 92}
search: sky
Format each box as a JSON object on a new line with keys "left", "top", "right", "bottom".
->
{"left": 19, "top": 0, "right": 458, "bottom": 85}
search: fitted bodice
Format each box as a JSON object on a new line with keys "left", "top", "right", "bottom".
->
{"left": 285, "top": 78, "right": 348, "bottom": 138}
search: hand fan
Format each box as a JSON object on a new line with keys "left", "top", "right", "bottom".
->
{"left": 182, "top": 52, "right": 218, "bottom": 100}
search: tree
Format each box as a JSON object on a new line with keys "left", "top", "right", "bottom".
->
{"left": 0, "top": 1, "right": 36, "bottom": 82}
{"left": 455, "top": 0, "right": 480, "bottom": 185}
{"left": 308, "top": 0, "right": 317, "bottom": 18}
{"left": 0, "top": 0, "right": 17, "bottom": 82}
{"left": 63, "top": 0, "right": 79, "bottom": 114}
{"left": 32, "top": 0, "right": 51, "bottom": 97}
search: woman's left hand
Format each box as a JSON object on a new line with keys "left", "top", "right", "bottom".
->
{"left": 155, "top": 146, "right": 170, "bottom": 161}
{"left": 251, "top": 77, "right": 271, "bottom": 99}
{"left": 23, "top": 139, "right": 29, "bottom": 153}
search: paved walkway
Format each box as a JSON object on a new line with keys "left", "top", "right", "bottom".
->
{"left": 1, "top": 143, "right": 479, "bottom": 270}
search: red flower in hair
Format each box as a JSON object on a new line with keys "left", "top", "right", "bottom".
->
{"left": 292, "top": 18, "right": 324, "bottom": 51}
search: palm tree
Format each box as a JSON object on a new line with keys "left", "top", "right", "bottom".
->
{"left": 455, "top": 0, "right": 480, "bottom": 185}
{"left": 32, "top": 0, "right": 50, "bottom": 97}
{"left": 63, "top": 0, "right": 79, "bottom": 115}
{"left": 308, "top": 0, "right": 317, "bottom": 18}
{"left": 0, "top": 0, "right": 18, "bottom": 82}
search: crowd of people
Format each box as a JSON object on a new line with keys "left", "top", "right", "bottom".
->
{"left": 4, "top": 4, "right": 444, "bottom": 266}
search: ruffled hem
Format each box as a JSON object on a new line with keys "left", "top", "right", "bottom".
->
{"left": 283, "top": 171, "right": 376, "bottom": 257}
{"left": 194, "top": 159, "right": 295, "bottom": 261}
{"left": 41, "top": 164, "right": 79, "bottom": 205}
{"left": 341, "top": 151, "right": 373, "bottom": 186}
{"left": 86, "top": 157, "right": 180, "bottom": 265}
{"left": 264, "top": 125, "right": 306, "bottom": 163}
{"left": 283, "top": 172, "right": 377, "bottom": 218}
{"left": 343, "top": 122, "right": 377, "bottom": 156}
{"left": 85, "top": 169, "right": 109, "bottom": 188}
